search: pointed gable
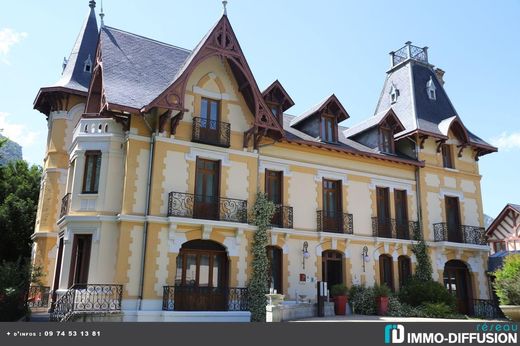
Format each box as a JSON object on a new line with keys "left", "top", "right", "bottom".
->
{"left": 262, "top": 80, "right": 295, "bottom": 112}
{"left": 34, "top": 2, "right": 98, "bottom": 115}
{"left": 144, "top": 14, "right": 284, "bottom": 136}
{"left": 290, "top": 94, "right": 349, "bottom": 128}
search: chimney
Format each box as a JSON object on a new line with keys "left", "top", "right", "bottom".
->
{"left": 435, "top": 68, "right": 445, "bottom": 86}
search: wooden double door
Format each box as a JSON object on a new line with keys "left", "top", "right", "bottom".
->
{"left": 443, "top": 260, "right": 472, "bottom": 314}
{"left": 194, "top": 158, "right": 220, "bottom": 221}
{"left": 199, "top": 98, "right": 220, "bottom": 144}
{"left": 322, "top": 179, "right": 342, "bottom": 232}
{"left": 174, "top": 240, "right": 229, "bottom": 311}
{"left": 445, "top": 197, "right": 462, "bottom": 242}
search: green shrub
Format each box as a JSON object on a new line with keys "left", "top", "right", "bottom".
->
{"left": 399, "top": 277, "right": 455, "bottom": 309}
{"left": 349, "top": 285, "right": 376, "bottom": 315}
{"left": 494, "top": 254, "right": 520, "bottom": 305}
{"left": 421, "top": 302, "right": 454, "bottom": 318}
{"left": 330, "top": 284, "right": 348, "bottom": 297}
{"left": 373, "top": 283, "right": 391, "bottom": 297}
{"left": 387, "top": 297, "right": 426, "bottom": 317}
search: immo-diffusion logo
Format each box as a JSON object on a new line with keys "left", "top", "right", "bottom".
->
{"left": 385, "top": 324, "right": 405, "bottom": 344}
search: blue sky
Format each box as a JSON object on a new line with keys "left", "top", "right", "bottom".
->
{"left": 0, "top": 0, "right": 519, "bottom": 217}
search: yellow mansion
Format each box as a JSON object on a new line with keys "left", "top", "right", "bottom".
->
{"left": 31, "top": 2, "right": 497, "bottom": 321}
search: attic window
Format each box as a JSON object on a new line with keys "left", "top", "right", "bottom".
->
{"left": 389, "top": 84, "right": 399, "bottom": 104}
{"left": 321, "top": 114, "right": 337, "bottom": 143}
{"left": 379, "top": 127, "right": 395, "bottom": 154}
{"left": 426, "top": 76, "right": 436, "bottom": 100}
{"left": 84, "top": 54, "right": 93, "bottom": 73}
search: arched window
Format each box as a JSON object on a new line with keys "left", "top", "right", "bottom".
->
{"left": 266, "top": 246, "right": 282, "bottom": 293}
{"left": 398, "top": 255, "right": 412, "bottom": 288}
{"left": 379, "top": 254, "right": 394, "bottom": 291}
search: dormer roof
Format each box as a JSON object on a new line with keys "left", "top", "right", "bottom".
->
{"left": 290, "top": 94, "right": 349, "bottom": 127}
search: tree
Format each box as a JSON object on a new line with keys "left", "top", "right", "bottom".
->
{"left": 248, "top": 192, "right": 275, "bottom": 322}
{"left": 0, "top": 160, "right": 42, "bottom": 262}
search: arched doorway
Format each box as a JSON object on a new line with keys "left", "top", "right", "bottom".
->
{"left": 443, "top": 260, "right": 472, "bottom": 314}
{"left": 379, "top": 254, "right": 394, "bottom": 291}
{"left": 174, "top": 239, "right": 228, "bottom": 311}
{"left": 266, "top": 246, "right": 282, "bottom": 294}
{"left": 322, "top": 250, "right": 344, "bottom": 293}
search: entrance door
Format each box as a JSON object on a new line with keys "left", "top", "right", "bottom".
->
{"left": 200, "top": 98, "right": 220, "bottom": 144}
{"left": 379, "top": 254, "right": 394, "bottom": 291}
{"left": 443, "top": 260, "right": 472, "bottom": 314}
{"left": 194, "top": 158, "right": 220, "bottom": 220}
{"left": 376, "top": 187, "right": 391, "bottom": 237}
{"left": 68, "top": 234, "right": 92, "bottom": 288}
{"left": 266, "top": 170, "right": 283, "bottom": 226}
{"left": 266, "top": 246, "right": 282, "bottom": 293}
{"left": 445, "top": 197, "right": 462, "bottom": 242}
{"left": 394, "top": 190, "right": 409, "bottom": 239}
{"left": 323, "top": 180, "right": 342, "bottom": 232}
{"left": 174, "top": 240, "right": 228, "bottom": 311}
{"left": 322, "top": 250, "right": 343, "bottom": 294}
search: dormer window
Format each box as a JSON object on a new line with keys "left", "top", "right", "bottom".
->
{"left": 321, "top": 114, "right": 337, "bottom": 143}
{"left": 379, "top": 127, "right": 395, "bottom": 154}
{"left": 389, "top": 84, "right": 399, "bottom": 104}
{"left": 84, "top": 54, "right": 92, "bottom": 73}
{"left": 426, "top": 76, "right": 436, "bottom": 100}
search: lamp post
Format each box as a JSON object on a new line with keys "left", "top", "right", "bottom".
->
{"left": 302, "top": 241, "right": 309, "bottom": 269}
{"left": 362, "top": 245, "right": 369, "bottom": 272}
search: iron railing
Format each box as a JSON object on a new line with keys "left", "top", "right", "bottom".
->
{"left": 167, "top": 191, "right": 248, "bottom": 223}
{"left": 49, "top": 284, "right": 123, "bottom": 322}
{"left": 391, "top": 42, "right": 428, "bottom": 66}
{"left": 60, "top": 193, "right": 71, "bottom": 219}
{"left": 316, "top": 210, "right": 353, "bottom": 234}
{"left": 432, "top": 223, "right": 486, "bottom": 245}
{"left": 471, "top": 299, "right": 504, "bottom": 319}
{"left": 26, "top": 286, "right": 50, "bottom": 308}
{"left": 192, "top": 117, "right": 231, "bottom": 148}
{"left": 162, "top": 286, "right": 249, "bottom": 312}
{"left": 371, "top": 217, "right": 421, "bottom": 240}
{"left": 270, "top": 205, "right": 293, "bottom": 228}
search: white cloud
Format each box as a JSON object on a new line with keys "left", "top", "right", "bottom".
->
{"left": 491, "top": 132, "right": 520, "bottom": 151}
{"left": 0, "top": 28, "right": 28, "bottom": 64}
{"left": 0, "top": 112, "right": 40, "bottom": 148}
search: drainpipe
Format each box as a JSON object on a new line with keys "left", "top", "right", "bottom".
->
{"left": 414, "top": 138, "right": 423, "bottom": 240}
{"left": 137, "top": 112, "right": 158, "bottom": 311}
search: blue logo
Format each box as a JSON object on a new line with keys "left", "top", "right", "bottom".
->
{"left": 385, "top": 324, "right": 405, "bottom": 344}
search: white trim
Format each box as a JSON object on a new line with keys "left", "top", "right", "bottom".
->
{"left": 168, "top": 216, "right": 253, "bottom": 230}
{"left": 185, "top": 147, "right": 231, "bottom": 166}
{"left": 259, "top": 160, "right": 292, "bottom": 176}
{"left": 192, "top": 86, "right": 231, "bottom": 100}
{"left": 439, "top": 188, "right": 465, "bottom": 201}
{"left": 315, "top": 169, "right": 348, "bottom": 185}
{"left": 369, "top": 178, "right": 414, "bottom": 194}
{"left": 31, "top": 232, "right": 58, "bottom": 240}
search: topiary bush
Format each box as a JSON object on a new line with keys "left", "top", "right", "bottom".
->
{"left": 494, "top": 254, "right": 520, "bottom": 306}
{"left": 399, "top": 277, "right": 456, "bottom": 309}
{"left": 349, "top": 285, "right": 376, "bottom": 315}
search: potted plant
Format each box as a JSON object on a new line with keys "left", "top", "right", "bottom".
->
{"left": 494, "top": 254, "right": 520, "bottom": 321}
{"left": 374, "top": 283, "right": 391, "bottom": 316}
{"left": 330, "top": 284, "right": 349, "bottom": 315}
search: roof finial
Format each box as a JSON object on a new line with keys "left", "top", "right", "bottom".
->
{"left": 89, "top": 0, "right": 96, "bottom": 9}
{"left": 222, "top": 0, "right": 228, "bottom": 16}
{"left": 99, "top": 0, "right": 105, "bottom": 27}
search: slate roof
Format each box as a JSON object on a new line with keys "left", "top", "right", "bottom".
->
{"left": 54, "top": 5, "right": 99, "bottom": 93}
{"left": 341, "top": 59, "right": 495, "bottom": 151}
{"left": 290, "top": 94, "right": 348, "bottom": 127}
{"left": 100, "top": 26, "right": 191, "bottom": 110}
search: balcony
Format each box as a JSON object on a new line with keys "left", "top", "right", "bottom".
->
{"left": 270, "top": 205, "right": 293, "bottom": 228}
{"left": 73, "top": 117, "right": 124, "bottom": 141}
{"left": 316, "top": 210, "right": 353, "bottom": 234}
{"left": 192, "top": 117, "right": 230, "bottom": 148}
{"left": 49, "top": 284, "right": 123, "bottom": 322}
{"left": 167, "top": 191, "right": 248, "bottom": 224}
{"left": 162, "top": 286, "right": 249, "bottom": 311}
{"left": 433, "top": 223, "right": 486, "bottom": 245}
{"left": 372, "top": 217, "right": 421, "bottom": 240}
{"left": 59, "top": 193, "right": 71, "bottom": 219}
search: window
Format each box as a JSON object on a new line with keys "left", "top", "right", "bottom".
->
{"left": 266, "top": 246, "right": 282, "bottom": 293}
{"left": 68, "top": 234, "right": 92, "bottom": 287}
{"left": 266, "top": 170, "right": 283, "bottom": 226}
{"left": 493, "top": 241, "right": 506, "bottom": 252}
{"left": 398, "top": 256, "right": 412, "bottom": 288}
{"left": 426, "top": 76, "right": 436, "bottom": 100}
{"left": 82, "top": 151, "right": 101, "bottom": 193}
{"left": 322, "top": 179, "right": 342, "bottom": 232}
{"left": 379, "top": 254, "right": 394, "bottom": 291}
{"left": 194, "top": 158, "right": 220, "bottom": 220}
{"left": 84, "top": 54, "right": 92, "bottom": 73}
{"left": 320, "top": 115, "right": 336, "bottom": 143}
{"left": 389, "top": 84, "right": 399, "bottom": 103}
{"left": 379, "top": 127, "right": 394, "bottom": 154}
{"left": 200, "top": 97, "right": 220, "bottom": 129}
{"left": 394, "top": 189, "right": 409, "bottom": 239}
{"left": 441, "top": 144, "right": 454, "bottom": 168}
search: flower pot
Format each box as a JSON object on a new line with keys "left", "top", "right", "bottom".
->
{"left": 376, "top": 296, "right": 389, "bottom": 316}
{"left": 333, "top": 295, "right": 348, "bottom": 315}
{"left": 499, "top": 305, "right": 520, "bottom": 322}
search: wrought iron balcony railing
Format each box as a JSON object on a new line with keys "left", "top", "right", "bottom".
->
{"left": 270, "top": 205, "right": 293, "bottom": 229}
{"left": 60, "top": 193, "right": 71, "bottom": 219}
{"left": 26, "top": 285, "right": 50, "bottom": 308}
{"left": 168, "top": 191, "right": 248, "bottom": 224}
{"left": 192, "top": 117, "right": 231, "bottom": 148}
{"left": 162, "top": 286, "right": 249, "bottom": 312}
{"left": 390, "top": 41, "right": 428, "bottom": 67}
{"left": 316, "top": 210, "right": 353, "bottom": 234}
{"left": 471, "top": 299, "right": 504, "bottom": 319}
{"left": 371, "top": 217, "right": 421, "bottom": 240}
{"left": 49, "top": 284, "right": 123, "bottom": 322}
{"left": 432, "top": 222, "right": 486, "bottom": 245}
